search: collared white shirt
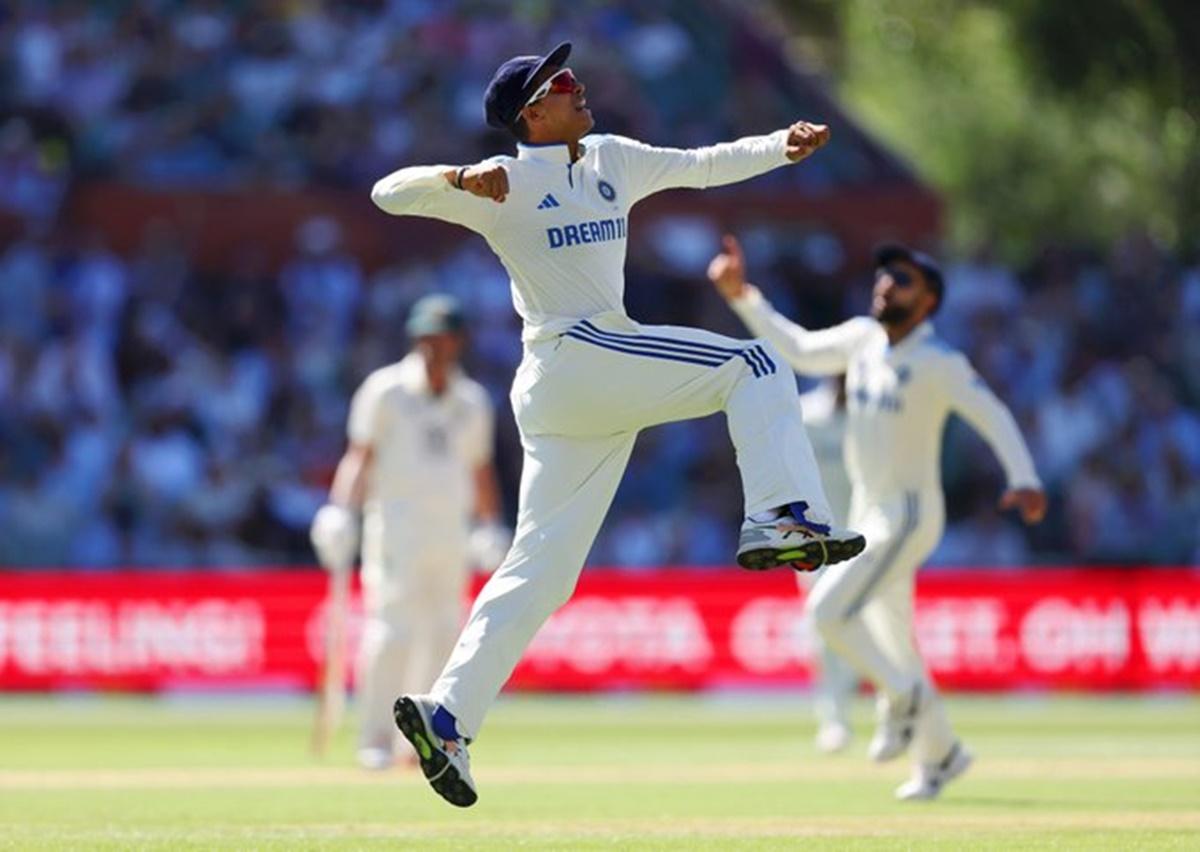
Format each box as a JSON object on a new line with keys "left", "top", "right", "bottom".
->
{"left": 371, "top": 131, "right": 791, "bottom": 341}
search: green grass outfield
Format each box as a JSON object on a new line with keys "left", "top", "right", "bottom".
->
{"left": 1, "top": 694, "right": 1198, "bottom": 850}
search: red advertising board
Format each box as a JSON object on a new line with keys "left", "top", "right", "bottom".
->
{"left": 0, "top": 569, "right": 1197, "bottom": 692}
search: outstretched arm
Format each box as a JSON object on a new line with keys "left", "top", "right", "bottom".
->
{"left": 614, "top": 121, "right": 830, "bottom": 204}
{"left": 370, "top": 160, "right": 508, "bottom": 233}
{"left": 707, "top": 234, "right": 871, "bottom": 376}
{"left": 944, "top": 356, "right": 1046, "bottom": 524}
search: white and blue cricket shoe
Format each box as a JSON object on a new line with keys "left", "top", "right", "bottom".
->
{"left": 736, "top": 501, "right": 866, "bottom": 572}
{"left": 393, "top": 695, "right": 477, "bottom": 807}
{"left": 895, "top": 742, "right": 974, "bottom": 801}
{"left": 869, "top": 683, "right": 923, "bottom": 762}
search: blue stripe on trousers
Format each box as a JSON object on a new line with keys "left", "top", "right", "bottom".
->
{"left": 745, "top": 344, "right": 776, "bottom": 376}
{"left": 562, "top": 330, "right": 732, "bottom": 369}
{"left": 575, "top": 320, "right": 771, "bottom": 378}
{"left": 576, "top": 321, "right": 755, "bottom": 376}
{"left": 566, "top": 324, "right": 744, "bottom": 369}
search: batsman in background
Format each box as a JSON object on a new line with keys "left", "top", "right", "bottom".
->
{"left": 708, "top": 235, "right": 1047, "bottom": 800}
{"left": 370, "top": 40, "right": 866, "bottom": 806}
{"left": 309, "top": 294, "right": 510, "bottom": 771}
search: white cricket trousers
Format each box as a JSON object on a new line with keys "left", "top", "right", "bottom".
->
{"left": 430, "top": 312, "right": 833, "bottom": 738}
{"left": 356, "top": 548, "right": 466, "bottom": 755}
{"left": 805, "top": 489, "right": 957, "bottom": 764}
{"left": 797, "top": 571, "right": 858, "bottom": 729}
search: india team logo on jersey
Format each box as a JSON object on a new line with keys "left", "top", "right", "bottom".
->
{"left": 598, "top": 179, "right": 616, "bottom": 202}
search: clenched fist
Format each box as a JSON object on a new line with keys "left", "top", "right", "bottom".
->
{"left": 448, "top": 162, "right": 510, "bottom": 202}
{"left": 785, "top": 121, "right": 830, "bottom": 162}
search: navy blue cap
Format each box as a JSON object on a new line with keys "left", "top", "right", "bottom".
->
{"left": 484, "top": 41, "right": 572, "bottom": 130}
{"left": 873, "top": 243, "right": 945, "bottom": 312}
{"left": 406, "top": 294, "right": 465, "bottom": 338}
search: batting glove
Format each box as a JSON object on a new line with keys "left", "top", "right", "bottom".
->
{"left": 309, "top": 504, "right": 359, "bottom": 573}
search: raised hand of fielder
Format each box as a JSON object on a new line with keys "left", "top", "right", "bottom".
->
{"left": 998, "top": 488, "right": 1047, "bottom": 525}
{"left": 706, "top": 234, "right": 749, "bottom": 301}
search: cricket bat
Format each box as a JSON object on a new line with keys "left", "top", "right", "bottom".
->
{"left": 311, "top": 564, "right": 351, "bottom": 756}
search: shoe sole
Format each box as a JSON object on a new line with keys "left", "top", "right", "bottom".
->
{"left": 393, "top": 697, "right": 478, "bottom": 808}
{"left": 737, "top": 533, "right": 866, "bottom": 572}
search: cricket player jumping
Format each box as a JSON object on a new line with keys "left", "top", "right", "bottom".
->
{"left": 708, "top": 235, "right": 1046, "bottom": 800}
{"left": 309, "top": 294, "right": 509, "bottom": 771}
{"left": 370, "top": 41, "right": 866, "bottom": 806}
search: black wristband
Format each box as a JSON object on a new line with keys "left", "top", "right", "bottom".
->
{"left": 454, "top": 166, "right": 469, "bottom": 190}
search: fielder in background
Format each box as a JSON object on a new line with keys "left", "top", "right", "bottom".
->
{"left": 796, "top": 377, "right": 861, "bottom": 754}
{"left": 708, "top": 235, "right": 1046, "bottom": 800}
{"left": 370, "top": 40, "right": 866, "bottom": 807}
{"left": 309, "top": 294, "right": 510, "bottom": 771}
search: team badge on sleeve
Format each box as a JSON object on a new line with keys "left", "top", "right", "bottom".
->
{"left": 598, "top": 179, "right": 616, "bottom": 201}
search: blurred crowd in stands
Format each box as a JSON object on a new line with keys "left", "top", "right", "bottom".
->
{"left": 0, "top": 0, "right": 876, "bottom": 195}
{"left": 1, "top": 1, "right": 1197, "bottom": 568}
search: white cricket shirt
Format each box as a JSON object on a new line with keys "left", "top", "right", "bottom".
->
{"left": 348, "top": 351, "right": 493, "bottom": 534}
{"left": 732, "top": 288, "right": 1041, "bottom": 502}
{"left": 371, "top": 131, "right": 791, "bottom": 341}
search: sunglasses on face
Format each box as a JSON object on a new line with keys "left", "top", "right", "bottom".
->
{"left": 524, "top": 67, "right": 578, "bottom": 107}
{"left": 876, "top": 266, "right": 916, "bottom": 287}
